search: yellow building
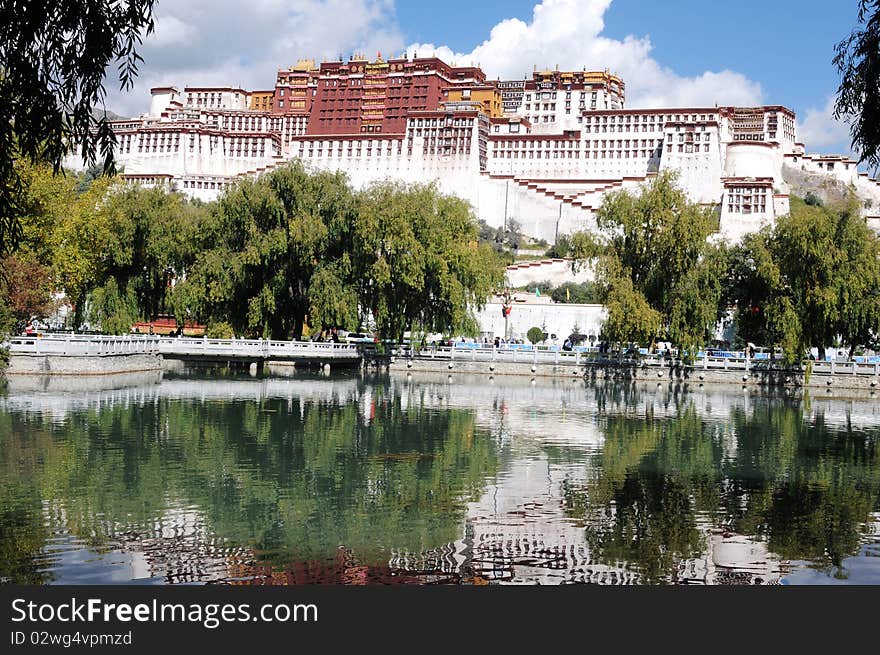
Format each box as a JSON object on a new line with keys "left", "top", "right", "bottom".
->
{"left": 249, "top": 90, "right": 274, "bottom": 111}
{"left": 446, "top": 85, "right": 504, "bottom": 118}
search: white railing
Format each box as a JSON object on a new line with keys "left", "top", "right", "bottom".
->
{"left": 5, "top": 334, "right": 159, "bottom": 356}
{"left": 398, "top": 345, "right": 880, "bottom": 376}
{"left": 3, "top": 333, "right": 361, "bottom": 360}
{"left": 155, "top": 337, "right": 361, "bottom": 360}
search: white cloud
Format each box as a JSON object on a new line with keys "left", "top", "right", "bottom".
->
{"left": 149, "top": 15, "right": 195, "bottom": 47}
{"left": 107, "top": 0, "right": 405, "bottom": 116}
{"left": 108, "top": 0, "right": 771, "bottom": 120}
{"left": 799, "top": 95, "right": 855, "bottom": 156}
{"left": 407, "top": 0, "right": 763, "bottom": 109}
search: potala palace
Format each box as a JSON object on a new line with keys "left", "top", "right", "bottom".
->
{"left": 79, "top": 53, "right": 880, "bottom": 243}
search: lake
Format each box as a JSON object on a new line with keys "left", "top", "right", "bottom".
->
{"left": 1, "top": 369, "right": 878, "bottom": 585}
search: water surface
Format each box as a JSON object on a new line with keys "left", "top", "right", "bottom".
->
{"left": 1, "top": 370, "right": 878, "bottom": 585}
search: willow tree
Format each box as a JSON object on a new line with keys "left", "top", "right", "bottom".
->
{"left": 355, "top": 182, "right": 503, "bottom": 342}
{"left": 726, "top": 196, "right": 880, "bottom": 361}
{"left": 0, "top": 1, "right": 156, "bottom": 254}
{"left": 834, "top": 0, "right": 880, "bottom": 170}
{"left": 570, "top": 171, "right": 725, "bottom": 352}
{"left": 174, "top": 162, "right": 359, "bottom": 339}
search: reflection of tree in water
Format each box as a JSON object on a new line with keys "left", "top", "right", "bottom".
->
{"left": 728, "top": 405, "right": 880, "bottom": 577}
{"left": 0, "top": 411, "right": 62, "bottom": 584}
{"left": 0, "top": 389, "right": 499, "bottom": 583}
{"left": 565, "top": 400, "right": 880, "bottom": 583}
{"left": 569, "top": 407, "right": 718, "bottom": 584}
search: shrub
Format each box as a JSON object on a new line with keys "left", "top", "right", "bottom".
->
{"left": 526, "top": 326, "right": 544, "bottom": 344}
{"left": 804, "top": 192, "right": 824, "bottom": 207}
{"left": 206, "top": 321, "right": 235, "bottom": 339}
{"left": 550, "top": 281, "right": 601, "bottom": 304}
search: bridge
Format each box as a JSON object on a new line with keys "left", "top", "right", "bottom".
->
{"left": 5, "top": 333, "right": 363, "bottom": 368}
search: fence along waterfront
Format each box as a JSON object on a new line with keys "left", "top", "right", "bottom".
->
{"left": 399, "top": 344, "right": 880, "bottom": 378}
{"left": 4, "top": 334, "right": 361, "bottom": 361}
{"left": 6, "top": 335, "right": 880, "bottom": 377}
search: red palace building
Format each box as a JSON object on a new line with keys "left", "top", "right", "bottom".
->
{"left": 272, "top": 54, "right": 487, "bottom": 136}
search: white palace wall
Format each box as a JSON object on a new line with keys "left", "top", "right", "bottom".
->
{"left": 68, "top": 86, "right": 867, "bottom": 248}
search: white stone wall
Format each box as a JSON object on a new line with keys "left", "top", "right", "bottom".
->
{"left": 70, "top": 86, "right": 876, "bottom": 246}
{"left": 476, "top": 300, "right": 606, "bottom": 341}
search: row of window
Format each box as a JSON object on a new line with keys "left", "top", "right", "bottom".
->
{"left": 411, "top": 127, "right": 471, "bottom": 138}
{"left": 297, "top": 139, "right": 402, "bottom": 149}
{"left": 222, "top": 116, "right": 265, "bottom": 131}
{"left": 181, "top": 179, "right": 232, "bottom": 190}
{"left": 667, "top": 144, "right": 712, "bottom": 153}
{"left": 726, "top": 188, "right": 769, "bottom": 214}
{"left": 583, "top": 122, "right": 658, "bottom": 132}
{"left": 668, "top": 132, "right": 712, "bottom": 143}
{"left": 127, "top": 177, "right": 169, "bottom": 186}
{"left": 419, "top": 145, "right": 472, "bottom": 156}
{"left": 301, "top": 143, "right": 406, "bottom": 157}
{"left": 580, "top": 113, "right": 717, "bottom": 126}
{"left": 410, "top": 117, "right": 474, "bottom": 127}
{"left": 491, "top": 138, "right": 581, "bottom": 149}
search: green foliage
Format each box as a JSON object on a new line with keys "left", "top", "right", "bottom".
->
{"left": 526, "top": 326, "right": 544, "bottom": 344}
{"left": 546, "top": 233, "right": 572, "bottom": 258}
{"left": 356, "top": 182, "right": 503, "bottom": 341}
{"left": 726, "top": 196, "right": 880, "bottom": 362}
{"left": 95, "top": 186, "right": 206, "bottom": 326}
{"left": 0, "top": 295, "right": 12, "bottom": 336}
{"left": 571, "top": 171, "right": 723, "bottom": 349}
{"left": 601, "top": 276, "right": 662, "bottom": 346}
{"left": 0, "top": 1, "right": 156, "bottom": 254}
{"left": 834, "top": 1, "right": 880, "bottom": 169}
{"left": 7, "top": 160, "right": 503, "bottom": 341}
{"left": 205, "top": 322, "right": 235, "bottom": 339}
{"left": 0, "top": 292, "right": 12, "bottom": 370}
{"left": 476, "top": 218, "right": 523, "bottom": 254}
{"left": 529, "top": 279, "right": 555, "bottom": 294}
{"left": 87, "top": 278, "right": 138, "bottom": 335}
{"left": 550, "top": 281, "right": 601, "bottom": 304}
{"left": 173, "top": 162, "right": 359, "bottom": 339}
{"left": 13, "top": 162, "right": 208, "bottom": 330}
{"left": 804, "top": 191, "right": 824, "bottom": 207}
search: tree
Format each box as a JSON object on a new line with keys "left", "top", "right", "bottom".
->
{"left": 724, "top": 230, "right": 796, "bottom": 353}
{"left": 174, "top": 162, "right": 359, "bottom": 339}
{"left": 97, "top": 185, "right": 206, "bottom": 326}
{"left": 725, "top": 196, "right": 880, "bottom": 362}
{"left": 4, "top": 161, "right": 209, "bottom": 333}
{"left": 0, "top": 1, "right": 156, "bottom": 254}
{"left": 570, "top": 171, "right": 724, "bottom": 352}
{"left": 355, "top": 182, "right": 503, "bottom": 342}
{"left": 600, "top": 275, "right": 662, "bottom": 347}
{"left": 546, "top": 233, "right": 572, "bottom": 258}
{"left": 86, "top": 277, "right": 138, "bottom": 335}
{"left": 0, "top": 255, "right": 57, "bottom": 332}
{"left": 550, "top": 281, "right": 600, "bottom": 304}
{"left": 834, "top": 1, "right": 880, "bottom": 170}
{"left": 34, "top": 170, "right": 113, "bottom": 321}
{"left": 526, "top": 326, "right": 544, "bottom": 344}
{"left": 5, "top": 160, "right": 117, "bottom": 328}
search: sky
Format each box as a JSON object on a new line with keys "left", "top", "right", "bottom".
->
{"left": 108, "top": 0, "right": 865, "bottom": 158}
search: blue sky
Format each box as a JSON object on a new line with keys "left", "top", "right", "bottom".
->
{"left": 123, "top": 0, "right": 862, "bottom": 156}
{"left": 398, "top": 0, "right": 852, "bottom": 110}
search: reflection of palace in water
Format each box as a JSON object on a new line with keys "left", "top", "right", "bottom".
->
{"left": 388, "top": 456, "right": 788, "bottom": 585}
{"left": 9, "top": 372, "right": 877, "bottom": 585}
